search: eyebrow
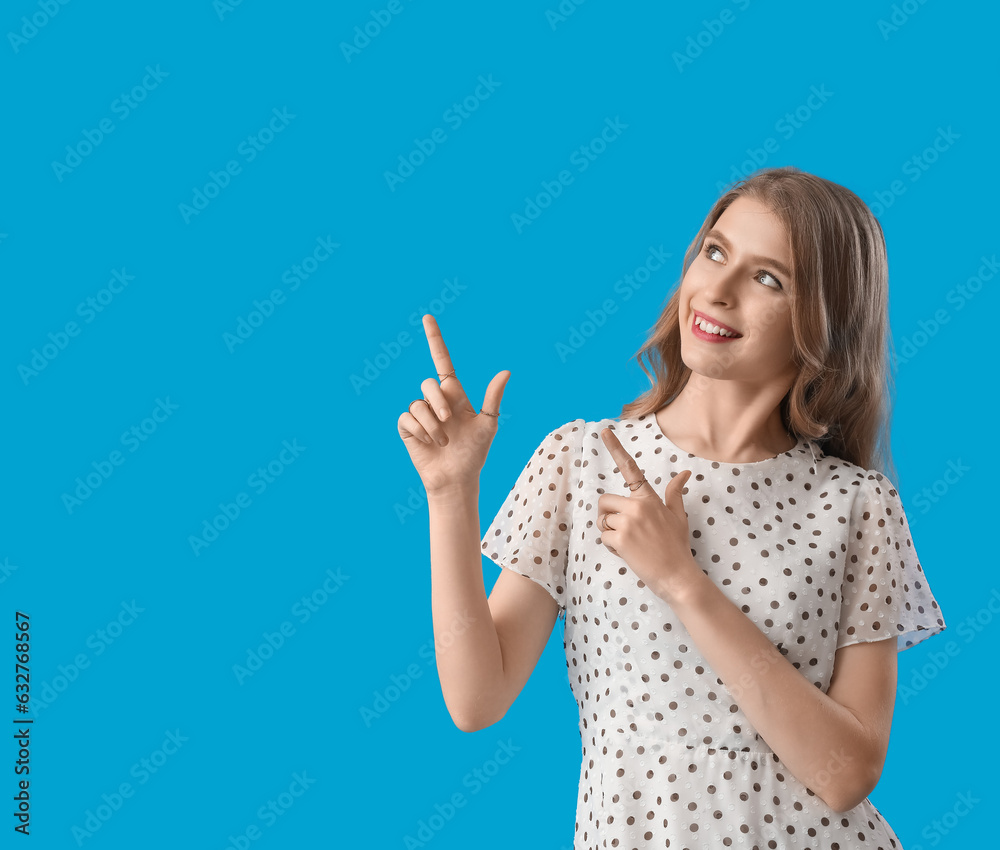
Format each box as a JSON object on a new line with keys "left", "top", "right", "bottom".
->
{"left": 703, "top": 229, "right": 793, "bottom": 280}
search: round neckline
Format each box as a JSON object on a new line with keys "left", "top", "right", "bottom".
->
{"left": 628, "top": 413, "right": 807, "bottom": 468}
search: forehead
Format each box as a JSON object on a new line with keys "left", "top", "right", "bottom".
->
{"left": 713, "top": 196, "right": 791, "bottom": 257}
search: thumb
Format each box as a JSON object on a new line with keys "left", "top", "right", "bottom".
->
{"left": 663, "top": 468, "right": 692, "bottom": 513}
{"left": 482, "top": 370, "right": 511, "bottom": 415}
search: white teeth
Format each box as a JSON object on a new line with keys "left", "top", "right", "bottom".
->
{"left": 696, "top": 318, "right": 737, "bottom": 338}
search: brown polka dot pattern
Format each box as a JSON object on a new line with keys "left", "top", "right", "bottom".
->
{"left": 482, "top": 415, "right": 946, "bottom": 848}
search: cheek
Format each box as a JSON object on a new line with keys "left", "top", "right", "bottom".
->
{"left": 677, "top": 275, "right": 694, "bottom": 304}
{"left": 747, "top": 302, "right": 793, "bottom": 357}
{"left": 755, "top": 300, "right": 791, "bottom": 338}
{"left": 764, "top": 307, "right": 795, "bottom": 357}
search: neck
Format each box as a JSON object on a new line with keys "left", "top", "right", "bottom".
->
{"left": 656, "top": 372, "right": 794, "bottom": 463}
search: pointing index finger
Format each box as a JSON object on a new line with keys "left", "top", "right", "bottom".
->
{"left": 422, "top": 314, "right": 456, "bottom": 378}
{"left": 600, "top": 427, "right": 650, "bottom": 493}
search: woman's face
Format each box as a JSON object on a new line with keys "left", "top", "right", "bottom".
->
{"left": 677, "top": 194, "right": 797, "bottom": 393}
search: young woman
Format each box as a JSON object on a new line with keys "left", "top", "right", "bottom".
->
{"left": 398, "top": 166, "right": 946, "bottom": 848}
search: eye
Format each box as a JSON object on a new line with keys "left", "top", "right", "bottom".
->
{"left": 755, "top": 270, "right": 783, "bottom": 290}
{"left": 703, "top": 242, "right": 784, "bottom": 291}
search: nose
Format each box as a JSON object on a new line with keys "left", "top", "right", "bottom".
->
{"left": 701, "top": 264, "right": 740, "bottom": 305}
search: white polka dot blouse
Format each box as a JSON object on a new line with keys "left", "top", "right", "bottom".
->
{"left": 481, "top": 415, "right": 946, "bottom": 849}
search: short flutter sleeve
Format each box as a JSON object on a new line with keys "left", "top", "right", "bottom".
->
{"left": 837, "top": 471, "right": 946, "bottom": 651}
{"left": 480, "top": 419, "right": 584, "bottom": 618}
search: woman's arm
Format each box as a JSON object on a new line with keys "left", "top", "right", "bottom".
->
{"left": 664, "top": 569, "right": 897, "bottom": 812}
{"left": 428, "top": 484, "right": 560, "bottom": 733}
{"left": 399, "top": 314, "right": 559, "bottom": 732}
{"left": 595, "top": 427, "right": 897, "bottom": 813}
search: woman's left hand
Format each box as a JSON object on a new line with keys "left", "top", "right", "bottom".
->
{"left": 597, "top": 427, "right": 701, "bottom": 603}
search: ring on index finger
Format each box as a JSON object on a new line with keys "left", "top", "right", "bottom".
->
{"left": 624, "top": 476, "right": 647, "bottom": 492}
{"left": 438, "top": 370, "right": 456, "bottom": 384}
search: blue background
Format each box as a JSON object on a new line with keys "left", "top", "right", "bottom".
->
{"left": 0, "top": 0, "right": 995, "bottom": 847}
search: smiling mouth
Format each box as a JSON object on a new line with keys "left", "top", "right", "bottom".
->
{"left": 692, "top": 314, "right": 742, "bottom": 340}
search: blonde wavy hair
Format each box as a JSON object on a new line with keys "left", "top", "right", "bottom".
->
{"left": 620, "top": 166, "right": 897, "bottom": 482}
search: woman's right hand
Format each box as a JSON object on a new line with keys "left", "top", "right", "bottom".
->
{"left": 398, "top": 314, "right": 511, "bottom": 495}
